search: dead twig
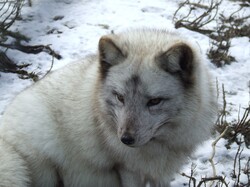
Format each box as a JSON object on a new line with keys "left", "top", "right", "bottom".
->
{"left": 197, "top": 176, "right": 228, "bottom": 187}
{"left": 210, "top": 126, "right": 229, "bottom": 179}
{"left": 0, "top": 51, "right": 38, "bottom": 81}
{"left": 173, "top": 0, "right": 222, "bottom": 35}
{"left": 0, "top": 0, "right": 24, "bottom": 31}
{"left": 181, "top": 163, "right": 197, "bottom": 187}
{"left": 0, "top": 43, "right": 62, "bottom": 60}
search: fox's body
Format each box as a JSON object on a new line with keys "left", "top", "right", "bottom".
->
{"left": 0, "top": 28, "right": 217, "bottom": 187}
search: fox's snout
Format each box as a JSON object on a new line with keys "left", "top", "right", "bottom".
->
{"left": 120, "top": 132, "right": 135, "bottom": 146}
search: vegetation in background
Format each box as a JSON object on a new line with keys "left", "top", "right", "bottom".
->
{"left": 173, "top": 0, "right": 250, "bottom": 67}
{"left": 0, "top": 0, "right": 61, "bottom": 81}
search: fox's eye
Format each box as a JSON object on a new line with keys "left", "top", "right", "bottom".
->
{"left": 147, "top": 98, "right": 162, "bottom": 107}
{"left": 115, "top": 93, "right": 124, "bottom": 104}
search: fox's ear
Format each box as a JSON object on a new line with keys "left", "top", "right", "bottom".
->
{"left": 98, "top": 36, "right": 125, "bottom": 78}
{"left": 156, "top": 43, "right": 194, "bottom": 86}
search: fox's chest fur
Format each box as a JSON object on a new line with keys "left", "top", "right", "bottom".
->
{"left": 0, "top": 28, "right": 217, "bottom": 187}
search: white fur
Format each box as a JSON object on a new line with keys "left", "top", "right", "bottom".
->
{"left": 0, "top": 28, "right": 217, "bottom": 187}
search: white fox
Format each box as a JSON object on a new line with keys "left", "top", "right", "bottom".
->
{"left": 0, "top": 28, "right": 217, "bottom": 187}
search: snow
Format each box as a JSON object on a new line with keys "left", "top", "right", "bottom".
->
{"left": 0, "top": 0, "right": 249, "bottom": 186}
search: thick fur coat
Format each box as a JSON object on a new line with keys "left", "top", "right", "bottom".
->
{"left": 0, "top": 28, "right": 217, "bottom": 187}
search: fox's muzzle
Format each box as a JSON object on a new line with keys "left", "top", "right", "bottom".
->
{"left": 120, "top": 133, "right": 135, "bottom": 146}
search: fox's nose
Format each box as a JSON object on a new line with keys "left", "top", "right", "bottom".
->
{"left": 121, "top": 133, "right": 135, "bottom": 145}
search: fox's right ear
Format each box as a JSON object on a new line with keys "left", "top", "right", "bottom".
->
{"left": 98, "top": 36, "right": 125, "bottom": 78}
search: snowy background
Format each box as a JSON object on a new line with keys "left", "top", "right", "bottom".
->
{"left": 0, "top": 0, "right": 249, "bottom": 186}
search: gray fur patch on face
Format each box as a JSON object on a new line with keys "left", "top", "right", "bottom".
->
{"left": 124, "top": 75, "right": 141, "bottom": 97}
{"left": 101, "top": 64, "right": 186, "bottom": 147}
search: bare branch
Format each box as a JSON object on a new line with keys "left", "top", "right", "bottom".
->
{"left": 0, "top": 0, "right": 24, "bottom": 31}
{"left": 0, "top": 43, "right": 62, "bottom": 60}
{"left": 181, "top": 172, "right": 196, "bottom": 187}
{"left": 173, "top": 0, "right": 222, "bottom": 35}
{"left": 197, "top": 176, "right": 228, "bottom": 187}
{"left": 209, "top": 125, "right": 229, "bottom": 187}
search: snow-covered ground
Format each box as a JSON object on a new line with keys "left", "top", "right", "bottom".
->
{"left": 0, "top": 0, "right": 249, "bottom": 186}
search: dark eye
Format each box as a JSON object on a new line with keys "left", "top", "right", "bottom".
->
{"left": 147, "top": 98, "right": 162, "bottom": 107}
{"left": 115, "top": 92, "right": 124, "bottom": 104}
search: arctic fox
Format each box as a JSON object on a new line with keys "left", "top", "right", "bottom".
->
{"left": 0, "top": 28, "right": 217, "bottom": 187}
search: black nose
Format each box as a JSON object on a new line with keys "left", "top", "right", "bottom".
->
{"left": 121, "top": 133, "right": 135, "bottom": 145}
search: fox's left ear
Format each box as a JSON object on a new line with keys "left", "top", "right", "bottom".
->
{"left": 98, "top": 36, "right": 126, "bottom": 78}
{"left": 156, "top": 43, "right": 194, "bottom": 86}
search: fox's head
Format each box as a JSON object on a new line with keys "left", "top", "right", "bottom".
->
{"left": 96, "top": 29, "right": 203, "bottom": 147}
